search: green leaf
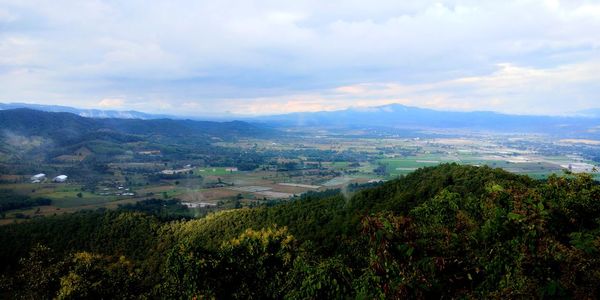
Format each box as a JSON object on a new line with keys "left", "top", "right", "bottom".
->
{"left": 507, "top": 212, "right": 524, "bottom": 220}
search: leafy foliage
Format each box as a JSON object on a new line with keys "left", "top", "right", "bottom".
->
{"left": 0, "top": 190, "right": 52, "bottom": 212}
{"left": 118, "top": 198, "right": 193, "bottom": 221}
{"left": 1, "top": 164, "right": 599, "bottom": 298}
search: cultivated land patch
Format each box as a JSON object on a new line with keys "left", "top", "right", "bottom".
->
{"left": 229, "top": 186, "right": 272, "bottom": 193}
{"left": 256, "top": 191, "right": 294, "bottom": 198}
{"left": 278, "top": 183, "right": 321, "bottom": 189}
{"left": 378, "top": 151, "right": 598, "bottom": 179}
{"left": 196, "top": 167, "right": 238, "bottom": 176}
{"left": 559, "top": 139, "right": 600, "bottom": 145}
{"left": 322, "top": 176, "right": 354, "bottom": 186}
{"left": 2, "top": 133, "right": 600, "bottom": 225}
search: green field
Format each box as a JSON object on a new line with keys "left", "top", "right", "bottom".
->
{"left": 196, "top": 167, "right": 238, "bottom": 176}
{"left": 327, "top": 161, "right": 351, "bottom": 170}
{"left": 2, "top": 133, "right": 599, "bottom": 226}
{"left": 378, "top": 155, "right": 576, "bottom": 179}
{"left": 379, "top": 157, "right": 444, "bottom": 175}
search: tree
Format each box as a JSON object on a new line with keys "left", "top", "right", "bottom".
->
{"left": 56, "top": 252, "right": 145, "bottom": 299}
{"left": 9, "top": 244, "right": 67, "bottom": 299}
{"left": 215, "top": 227, "right": 297, "bottom": 299}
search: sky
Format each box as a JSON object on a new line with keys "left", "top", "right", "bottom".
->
{"left": 0, "top": 0, "right": 599, "bottom": 116}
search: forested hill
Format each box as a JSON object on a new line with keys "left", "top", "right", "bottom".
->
{"left": 1, "top": 164, "right": 599, "bottom": 298}
{"left": 0, "top": 102, "right": 169, "bottom": 119}
{"left": 0, "top": 108, "right": 275, "bottom": 144}
{"left": 0, "top": 108, "right": 277, "bottom": 167}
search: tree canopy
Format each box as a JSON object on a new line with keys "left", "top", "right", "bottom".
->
{"left": 1, "top": 164, "right": 599, "bottom": 298}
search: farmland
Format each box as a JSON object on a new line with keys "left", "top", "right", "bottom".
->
{"left": 1, "top": 128, "right": 599, "bottom": 225}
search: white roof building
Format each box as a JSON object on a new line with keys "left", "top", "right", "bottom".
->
{"left": 31, "top": 173, "right": 46, "bottom": 181}
{"left": 53, "top": 175, "right": 68, "bottom": 182}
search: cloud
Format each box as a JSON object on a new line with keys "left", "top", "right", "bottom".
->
{"left": 0, "top": 0, "right": 599, "bottom": 115}
{"left": 219, "top": 95, "right": 412, "bottom": 115}
{"left": 98, "top": 98, "right": 125, "bottom": 108}
{"left": 0, "top": 8, "right": 17, "bottom": 22}
{"left": 208, "top": 60, "right": 600, "bottom": 116}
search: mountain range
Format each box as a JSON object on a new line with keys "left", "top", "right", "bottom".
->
{"left": 0, "top": 108, "right": 275, "bottom": 165}
{"left": 0, "top": 103, "right": 168, "bottom": 120}
{"left": 0, "top": 108, "right": 273, "bottom": 145}
{"left": 262, "top": 104, "right": 600, "bottom": 137}
{"left": 2, "top": 102, "right": 600, "bottom": 137}
{"left": 578, "top": 108, "right": 600, "bottom": 118}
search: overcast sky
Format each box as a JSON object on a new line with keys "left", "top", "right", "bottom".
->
{"left": 1, "top": 0, "right": 599, "bottom": 116}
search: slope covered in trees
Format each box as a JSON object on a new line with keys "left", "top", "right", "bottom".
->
{"left": 0, "top": 108, "right": 274, "bottom": 144}
{"left": 1, "top": 164, "right": 599, "bottom": 298}
{"left": 0, "top": 108, "right": 278, "bottom": 173}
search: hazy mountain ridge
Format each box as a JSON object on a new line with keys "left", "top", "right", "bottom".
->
{"left": 0, "top": 108, "right": 277, "bottom": 163}
{"left": 0, "top": 103, "right": 238, "bottom": 121}
{"left": 0, "top": 108, "right": 272, "bottom": 142}
{"left": 578, "top": 108, "right": 600, "bottom": 118}
{"left": 0, "top": 103, "right": 167, "bottom": 120}
{"left": 261, "top": 104, "right": 600, "bottom": 137}
{"left": 3, "top": 102, "right": 600, "bottom": 138}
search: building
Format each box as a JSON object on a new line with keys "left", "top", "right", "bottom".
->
{"left": 160, "top": 167, "right": 193, "bottom": 175}
{"left": 31, "top": 173, "right": 46, "bottom": 183}
{"left": 182, "top": 202, "right": 217, "bottom": 208}
{"left": 53, "top": 175, "right": 68, "bottom": 182}
{"left": 138, "top": 150, "right": 161, "bottom": 155}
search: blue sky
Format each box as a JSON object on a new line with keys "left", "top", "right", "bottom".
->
{"left": 0, "top": 0, "right": 599, "bottom": 116}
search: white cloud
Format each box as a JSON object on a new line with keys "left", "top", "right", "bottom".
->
{"left": 0, "top": 0, "right": 599, "bottom": 115}
{"left": 0, "top": 7, "right": 17, "bottom": 22}
{"left": 209, "top": 60, "right": 600, "bottom": 116}
{"left": 98, "top": 98, "right": 125, "bottom": 108}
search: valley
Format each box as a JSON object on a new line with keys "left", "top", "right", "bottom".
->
{"left": 1, "top": 108, "right": 600, "bottom": 298}
{"left": 1, "top": 110, "right": 598, "bottom": 224}
{"left": 2, "top": 2, "right": 600, "bottom": 297}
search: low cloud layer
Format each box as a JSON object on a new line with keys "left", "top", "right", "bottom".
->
{"left": 0, "top": 0, "right": 599, "bottom": 115}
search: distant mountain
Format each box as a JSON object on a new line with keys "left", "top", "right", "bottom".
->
{"left": 0, "top": 103, "right": 169, "bottom": 120}
{"left": 261, "top": 104, "right": 600, "bottom": 137}
{"left": 5, "top": 102, "right": 600, "bottom": 138}
{"left": 577, "top": 108, "right": 600, "bottom": 118}
{"left": 0, "top": 108, "right": 279, "bottom": 168}
{"left": 0, "top": 108, "right": 275, "bottom": 146}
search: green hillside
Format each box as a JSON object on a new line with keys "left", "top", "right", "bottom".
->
{"left": 0, "top": 108, "right": 278, "bottom": 174}
{"left": 1, "top": 164, "right": 599, "bottom": 298}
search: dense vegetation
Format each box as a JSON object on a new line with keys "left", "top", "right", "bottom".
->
{"left": 0, "top": 109, "right": 369, "bottom": 181}
{"left": 0, "top": 109, "right": 279, "bottom": 174}
{"left": 118, "top": 198, "right": 201, "bottom": 221}
{"left": 0, "top": 190, "right": 51, "bottom": 213}
{"left": 0, "top": 109, "right": 273, "bottom": 143}
{"left": 1, "top": 164, "right": 599, "bottom": 298}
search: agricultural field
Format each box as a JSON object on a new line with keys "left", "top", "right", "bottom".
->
{"left": 1, "top": 131, "right": 599, "bottom": 225}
